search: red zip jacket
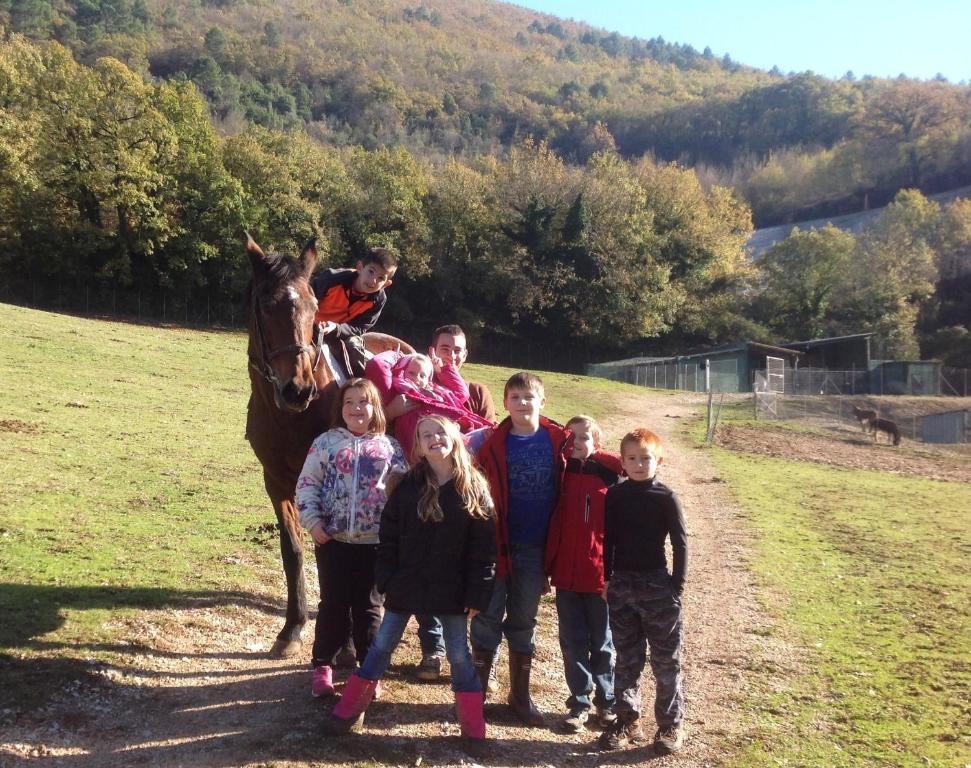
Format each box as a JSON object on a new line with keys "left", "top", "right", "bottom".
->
{"left": 544, "top": 451, "right": 623, "bottom": 593}
{"left": 476, "top": 416, "right": 570, "bottom": 578}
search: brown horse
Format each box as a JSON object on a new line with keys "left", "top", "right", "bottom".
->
{"left": 243, "top": 234, "right": 412, "bottom": 657}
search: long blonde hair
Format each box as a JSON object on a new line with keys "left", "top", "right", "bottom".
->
{"left": 412, "top": 415, "right": 493, "bottom": 523}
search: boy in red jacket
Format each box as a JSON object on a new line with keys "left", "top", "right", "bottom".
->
{"left": 470, "top": 372, "right": 570, "bottom": 726}
{"left": 545, "top": 415, "right": 622, "bottom": 733}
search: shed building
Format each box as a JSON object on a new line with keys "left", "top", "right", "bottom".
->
{"left": 782, "top": 333, "right": 874, "bottom": 370}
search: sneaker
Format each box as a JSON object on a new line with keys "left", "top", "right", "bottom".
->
{"left": 654, "top": 724, "right": 685, "bottom": 755}
{"left": 311, "top": 665, "right": 335, "bottom": 698}
{"left": 596, "top": 705, "right": 617, "bottom": 727}
{"left": 416, "top": 654, "right": 442, "bottom": 682}
{"left": 563, "top": 707, "right": 589, "bottom": 733}
{"left": 598, "top": 717, "right": 643, "bottom": 750}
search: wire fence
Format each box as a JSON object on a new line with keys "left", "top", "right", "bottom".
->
{"left": 586, "top": 359, "right": 741, "bottom": 392}
{"left": 0, "top": 282, "right": 248, "bottom": 329}
{"left": 752, "top": 367, "right": 970, "bottom": 397}
{"left": 751, "top": 385, "right": 970, "bottom": 444}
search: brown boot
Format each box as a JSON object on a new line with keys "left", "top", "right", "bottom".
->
{"left": 507, "top": 650, "right": 544, "bottom": 726}
{"left": 471, "top": 648, "right": 495, "bottom": 701}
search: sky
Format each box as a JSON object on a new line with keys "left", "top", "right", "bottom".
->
{"left": 511, "top": 0, "right": 970, "bottom": 83}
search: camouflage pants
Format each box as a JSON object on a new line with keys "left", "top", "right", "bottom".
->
{"left": 607, "top": 569, "right": 684, "bottom": 728}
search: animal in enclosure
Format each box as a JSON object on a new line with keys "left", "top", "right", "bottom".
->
{"left": 866, "top": 417, "right": 901, "bottom": 446}
{"left": 243, "top": 233, "right": 413, "bottom": 657}
{"left": 853, "top": 405, "right": 877, "bottom": 431}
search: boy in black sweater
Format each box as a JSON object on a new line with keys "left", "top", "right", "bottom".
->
{"left": 599, "top": 428, "right": 688, "bottom": 755}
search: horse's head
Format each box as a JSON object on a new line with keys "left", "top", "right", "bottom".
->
{"left": 245, "top": 233, "right": 324, "bottom": 413}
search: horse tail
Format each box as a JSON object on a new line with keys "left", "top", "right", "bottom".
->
{"left": 892, "top": 428, "right": 901, "bottom": 446}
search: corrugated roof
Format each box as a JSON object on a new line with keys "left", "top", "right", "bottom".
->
{"left": 783, "top": 332, "right": 875, "bottom": 349}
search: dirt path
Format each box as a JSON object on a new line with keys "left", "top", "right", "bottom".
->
{"left": 1, "top": 390, "right": 783, "bottom": 768}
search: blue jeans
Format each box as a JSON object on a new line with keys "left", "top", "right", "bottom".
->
{"left": 416, "top": 614, "right": 445, "bottom": 657}
{"left": 470, "top": 542, "right": 546, "bottom": 655}
{"left": 359, "top": 611, "right": 480, "bottom": 693}
{"left": 556, "top": 589, "right": 615, "bottom": 711}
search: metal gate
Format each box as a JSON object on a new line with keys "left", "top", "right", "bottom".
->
{"left": 766, "top": 356, "right": 785, "bottom": 393}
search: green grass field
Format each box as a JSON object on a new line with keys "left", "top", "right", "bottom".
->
{"left": 706, "top": 447, "right": 970, "bottom": 767}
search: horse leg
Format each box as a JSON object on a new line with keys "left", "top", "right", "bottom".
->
{"left": 269, "top": 494, "right": 308, "bottom": 658}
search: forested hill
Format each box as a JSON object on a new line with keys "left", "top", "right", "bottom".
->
{"left": 4, "top": 0, "right": 971, "bottom": 226}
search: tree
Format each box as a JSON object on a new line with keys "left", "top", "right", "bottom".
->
{"left": 151, "top": 79, "right": 245, "bottom": 296}
{"left": 223, "top": 127, "right": 326, "bottom": 255}
{"left": 263, "top": 21, "right": 282, "bottom": 48}
{"left": 830, "top": 190, "right": 939, "bottom": 358}
{"left": 856, "top": 80, "right": 964, "bottom": 188}
{"left": 634, "top": 159, "right": 754, "bottom": 344}
{"left": 319, "top": 145, "right": 431, "bottom": 277}
{"left": 757, "top": 225, "right": 856, "bottom": 340}
{"left": 922, "top": 198, "right": 971, "bottom": 357}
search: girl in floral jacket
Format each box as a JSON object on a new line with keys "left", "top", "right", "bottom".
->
{"left": 296, "top": 378, "right": 408, "bottom": 698}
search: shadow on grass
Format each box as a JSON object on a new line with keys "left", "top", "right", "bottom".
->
{"left": 0, "top": 582, "right": 284, "bottom": 712}
{"left": 0, "top": 583, "right": 282, "bottom": 648}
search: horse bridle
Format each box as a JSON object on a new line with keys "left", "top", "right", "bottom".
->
{"left": 248, "top": 293, "right": 325, "bottom": 398}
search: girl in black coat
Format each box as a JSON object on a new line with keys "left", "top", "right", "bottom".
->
{"left": 328, "top": 415, "right": 497, "bottom": 742}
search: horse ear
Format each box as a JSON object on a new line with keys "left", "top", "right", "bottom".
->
{"left": 244, "top": 231, "right": 270, "bottom": 274}
{"left": 299, "top": 237, "right": 318, "bottom": 279}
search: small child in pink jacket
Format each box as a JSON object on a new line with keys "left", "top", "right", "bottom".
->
{"left": 365, "top": 351, "right": 494, "bottom": 460}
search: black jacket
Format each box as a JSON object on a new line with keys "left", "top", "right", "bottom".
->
{"left": 375, "top": 471, "right": 497, "bottom": 615}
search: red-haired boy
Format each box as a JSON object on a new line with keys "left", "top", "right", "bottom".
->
{"left": 599, "top": 428, "right": 687, "bottom": 755}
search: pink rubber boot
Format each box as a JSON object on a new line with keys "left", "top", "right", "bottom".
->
{"left": 311, "top": 665, "right": 334, "bottom": 698}
{"left": 455, "top": 690, "right": 486, "bottom": 743}
{"left": 326, "top": 673, "right": 378, "bottom": 734}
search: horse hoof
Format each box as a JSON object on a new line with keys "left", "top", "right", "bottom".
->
{"left": 270, "top": 638, "right": 303, "bottom": 658}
